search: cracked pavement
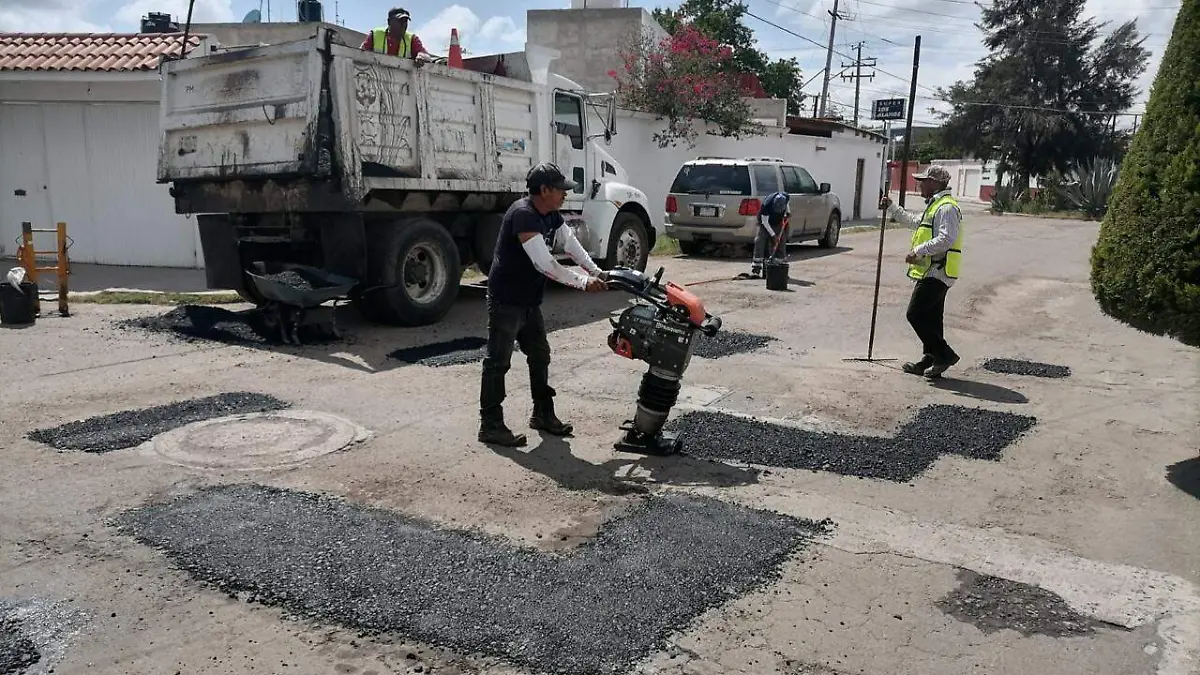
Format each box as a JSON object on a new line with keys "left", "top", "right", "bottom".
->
{"left": 1, "top": 206, "right": 1198, "bottom": 675}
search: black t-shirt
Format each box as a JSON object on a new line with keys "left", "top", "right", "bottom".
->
{"left": 487, "top": 197, "right": 564, "bottom": 307}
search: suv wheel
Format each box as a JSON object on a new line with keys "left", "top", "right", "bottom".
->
{"left": 678, "top": 239, "right": 701, "bottom": 256}
{"left": 818, "top": 212, "right": 841, "bottom": 249}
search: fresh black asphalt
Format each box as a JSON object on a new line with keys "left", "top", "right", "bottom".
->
{"left": 935, "top": 569, "right": 1107, "bottom": 637}
{"left": 388, "top": 337, "right": 492, "bottom": 367}
{"left": 981, "top": 358, "right": 1071, "bottom": 379}
{"left": 0, "top": 617, "right": 39, "bottom": 675}
{"left": 691, "top": 331, "right": 777, "bottom": 359}
{"left": 113, "top": 483, "right": 831, "bottom": 675}
{"left": 26, "top": 392, "right": 290, "bottom": 453}
{"left": 665, "top": 405, "right": 1038, "bottom": 481}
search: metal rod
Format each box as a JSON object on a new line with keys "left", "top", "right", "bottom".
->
{"left": 179, "top": 0, "right": 197, "bottom": 59}
{"left": 897, "top": 35, "right": 920, "bottom": 210}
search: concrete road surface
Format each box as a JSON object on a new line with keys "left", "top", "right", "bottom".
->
{"left": 1, "top": 207, "right": 1197, "bottom": 675}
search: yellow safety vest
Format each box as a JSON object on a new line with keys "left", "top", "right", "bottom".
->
{"left": 907, "top": 193, "right": 963, "bottom": 281}
{"left": 371, "top": 28, "right": 414, "bottom": 57}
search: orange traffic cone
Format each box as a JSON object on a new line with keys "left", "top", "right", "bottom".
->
{"left": 448, "top": 28, "right": 463, "bottom": 68}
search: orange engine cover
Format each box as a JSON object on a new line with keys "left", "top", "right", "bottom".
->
{"left": 664, "top": 282, "right": 706, "bottom": 325}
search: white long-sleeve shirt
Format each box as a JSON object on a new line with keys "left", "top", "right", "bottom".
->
{"left": 887, "top": 189, "right": 961, "bottom": 288}
{"left": 520, "top": 223, "right": 603, "bottom": 289}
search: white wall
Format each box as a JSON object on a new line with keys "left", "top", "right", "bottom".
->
{"left": 527, "top": 8, "right": 667, "bottom": 94}
{"left": 0, "top": 78, "right": 202, "bottom": 268}
{"left": 608, "top": 110, "right": 886, "bottom": 224}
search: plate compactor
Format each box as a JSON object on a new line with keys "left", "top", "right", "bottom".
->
{"left": 604, "top": 267, "right": 723, "bottom": 456}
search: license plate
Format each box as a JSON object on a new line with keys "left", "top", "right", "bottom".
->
{"left": 694, "top": 206, "right": 718, "bottom": 217}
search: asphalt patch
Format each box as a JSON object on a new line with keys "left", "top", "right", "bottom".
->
{"left": 665, "top": 405, "right": 1038, "bottom": 482}
{"left": 27, "top": 392, "right": 290, "bottom": 453}
{"left": 114, "top": 483, "right": 831, "bottom": 675}
{"left": 260, "top": 270, "right": 319, "bottom": 290}
{"left": 981, "top": 358, "right": 1071, "bottom": 378}
{"left": 0, "top": 617, "right": 39, "bottom": 675}
{"left": 388, "top": 337, "right": 492, "bottom": 367}
{"left": 692, "top": 330, "right": 777, "bottom": 359}
{"left": 115, "top": 305, "right": 341, "bottom": 346}
{"left": 935, "top": 569, "right": 1108, "bottom": 637}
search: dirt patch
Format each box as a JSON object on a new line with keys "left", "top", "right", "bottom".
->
{"left": 26, "top": 392, "right": 290, "bottom": 453}
{"left": 935, "top": 569, "right": 1109, "bottom": 637}
{"left": 981, "top": 358, "right": 1071, "bottom": 379}
{"left": 665, "top": 405, "right": 1038, "bottom": 481}
{"left": 692, "top": 331, "right": 777, "bottom": 359}
{"left": 388, "top": 337, "right": 491, "bottom": 367}
{"left": 113, "top": 483, "right": 831, "bottom": 675}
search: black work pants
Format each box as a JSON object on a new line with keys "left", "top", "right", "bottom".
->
{"left": 906, "top": 277, "right": 956, "bottom": 363}
{"left": 480, "top": 298, "right": 553, "bottom": 421}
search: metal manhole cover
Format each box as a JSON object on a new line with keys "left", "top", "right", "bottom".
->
{"left": 143, "top": 410, "right": 369, "bottom": 471}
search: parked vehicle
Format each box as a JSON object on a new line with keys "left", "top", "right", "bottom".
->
{"left": 156, "top": 26, "right": 655, "bottom": 327}
{"left": 663, "top": 157, "right": 842, "bottom": 254}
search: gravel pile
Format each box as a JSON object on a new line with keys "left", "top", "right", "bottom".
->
{"left": 935, "top": 569, "right": 1104, "bottom": 637}
{"left": 0, "top": 617, "right": 40, "bottom": 675}
{"left": 692, "top": 331, "right": 777, "bottom": 359}
{"left": 27, "top": 392, "right": 290, "bottom": 453}
{"left": 665, "top": 404, "right": 1037, "bottom": 482}
{"left": 116, "top": 305, "right": 272, "bottom": 345}
{"left": 981, "top": 358, "right": 1071, "bottom": 378}
{"left": 114, "top": 483, "right": 831, "bottom": 675}
{"left": 260, "top": 270, "right": 319, "bottom": 290}
{"left": 389, "top": 337, "right": 490, "bottom": 367}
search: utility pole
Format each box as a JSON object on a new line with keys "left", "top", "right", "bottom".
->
{"left": 818, "top": 0, "right": 850, "bottom": 118}
{"left": 839, "top": 41, "right": 877, "bottom": 127}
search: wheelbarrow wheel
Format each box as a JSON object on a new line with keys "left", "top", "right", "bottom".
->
{"left": 358, "top": 217, "right": 461, "bottom": 327}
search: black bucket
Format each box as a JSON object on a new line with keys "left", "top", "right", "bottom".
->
{"left": 764, "top": 260, "right": 789, "bottom": 291}
{"left": 0, "top": 281, "right": 37, "bottom": 326}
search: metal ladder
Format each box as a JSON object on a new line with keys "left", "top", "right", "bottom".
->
{"left": 15, "top": 221, "right": 71, "bottom": 317}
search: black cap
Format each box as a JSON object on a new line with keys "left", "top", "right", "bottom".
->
{"left": 388, "top": 7, "right": 410, "bottom": 20}
{"left": 526, "top": 162, "right": 577, "bottom": 193}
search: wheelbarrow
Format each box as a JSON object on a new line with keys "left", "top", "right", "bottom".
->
{"left": 245, "top": 262, "right": 358, "bottom": 345}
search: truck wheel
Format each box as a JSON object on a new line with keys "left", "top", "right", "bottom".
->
{"left": 603, "top": 212, "right": 649, "bottom": 271}
{"left": 818, "top": 212, "right": 841, "bottom": 249}
{"left": 361, "top": 218, "right": 461, "bottom": 326}
{"left": 472, "top": 213, "right": 502, "bottom": 276}
{"left": 677, "top": 239, "right": 701, "bottom": 256}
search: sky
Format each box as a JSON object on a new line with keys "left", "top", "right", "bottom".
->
{"left": 0, "top": 0, "right": 1181, "bottom": 129}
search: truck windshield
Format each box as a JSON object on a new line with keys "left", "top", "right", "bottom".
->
{"left": 670, "top": 164, "right": 751, "bottom": 195}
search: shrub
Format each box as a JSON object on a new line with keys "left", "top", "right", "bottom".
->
{"left": 611, "top": 24, "right": 761, "bottom": 148}
{"left": 1090, "top": 0, "right": 1200, "bottom": 347}
{"left": 1060, "top": 158, "right": 1120, "bottom": 219}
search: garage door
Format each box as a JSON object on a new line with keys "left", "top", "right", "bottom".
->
{"left": 0, "top": 101, "right": 202, "bottom": 268}
{"left": 0, "top": 104, "right": 52, "bottom": 260}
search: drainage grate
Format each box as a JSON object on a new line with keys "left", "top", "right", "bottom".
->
{"left": 935, "top": 569, "right": 1106, "bottom": 637}
{"left": 665, "top": 405, "right": 1037, "bottom": 482}
{"left": 981, "top": 358, "right": 1071, "bottom": 378}
{"left": 0, "top": 617, "right": 40, "bottom": 675}
{"left": 114, "top": 483, "right": 831, "bottom": 675}
{"left": 27, "top": 392, "right": 290, "bottom": 453}
{"left": 388, "top": 337, "right": 491, "bottom": 367}
{"left": 692, "top": 331, "right": 777, "bottom": 359}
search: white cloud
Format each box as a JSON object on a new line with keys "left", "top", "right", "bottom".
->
{"left": 0, "top": 2, "right": 110, "bottom": 32}
{"left": 0, "top": 0, "right": 233, "bottom": 32}
{"left": 115, "top": 0, "right": 234, "bottom": 26}
{"left": 414, "top": 5, "right": 527, "bottom": 57}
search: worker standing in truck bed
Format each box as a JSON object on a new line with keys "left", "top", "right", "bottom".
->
{"left": 361, "top": 8, "right": 430, "bottom": 61}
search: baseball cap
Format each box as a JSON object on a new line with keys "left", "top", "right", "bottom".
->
{"left": 913, "top": 164, "right": 951, "bottom": 184}
{"left": 388, "top": 7, "right": 411, "bottom": 20}
{"left": 526, "top": 163, "right": 578, "bottom": 192}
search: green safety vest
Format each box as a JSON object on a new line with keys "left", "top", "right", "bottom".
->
{"left": 907, "top": 193, "right": 963, "bottom": 281}
{"left": 371, "top": 28, "right": 414, "bottom": 57}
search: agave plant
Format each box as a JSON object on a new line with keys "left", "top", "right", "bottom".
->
{"left": 1060, "top": 158, "right": 1121, "bottom": 219}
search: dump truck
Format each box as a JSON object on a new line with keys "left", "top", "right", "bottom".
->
{"left": 156, "top": 25, "right": 656, "bottom": 326}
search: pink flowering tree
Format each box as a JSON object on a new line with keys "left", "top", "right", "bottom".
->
{"left": 610, "top": 24, "right": 760, "bottom": 148}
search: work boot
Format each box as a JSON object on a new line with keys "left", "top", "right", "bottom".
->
{"left": 924, "top": 352, "right": 961, "bottom": 379}
{"left": 530, "top": 397, "right": 573, "bottom": 436}
{"left": 479, "top": 412, "right": 527, "bottom": 447}
{"left": 902, "top": 355, "right": 934, "bottom": 376}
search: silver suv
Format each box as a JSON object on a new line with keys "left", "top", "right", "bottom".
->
{"left": 663, "top": 157, "right": 842, "bottom": 254}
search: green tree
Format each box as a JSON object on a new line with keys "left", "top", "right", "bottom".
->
{"left": 936, "top": 0, "right": 1149, "bottom": 191}
{"left": 652, "top": 0, "right": 805, "bottom": 114}
{"left": 1090, "top": 0, "right": 1200, "bottom": 347}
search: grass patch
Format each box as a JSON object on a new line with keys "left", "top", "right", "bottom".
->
{"left": 651, "top": 235, "right": 682, "bottom": 257}
{"left": 72, "top": 291, "right": 245, "bottom": 305}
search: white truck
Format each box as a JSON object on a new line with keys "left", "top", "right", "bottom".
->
{"left": 157, "top": 25, "right": 655, "bottom": 326}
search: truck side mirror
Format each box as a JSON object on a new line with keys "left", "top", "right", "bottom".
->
{"left": 573, "top": 167, "right": 585, "bottom": 193}
{"left": 606, "top": 95, "right": 617, "bottom": 139}
{"left": 819, "top": 182, "right": 831, "bottom": 194}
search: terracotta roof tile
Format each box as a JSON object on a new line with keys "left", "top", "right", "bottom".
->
{"left": 0, "top": 33, "right": 206, "bottom": 72}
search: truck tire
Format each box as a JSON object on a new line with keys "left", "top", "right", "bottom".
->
{"left": 472, "top": 213, "right": 502, "bottom": 276}
{"left": 361, "top": 218, "right": 461, "bottom": 326}
{"left": 677, "top": 239, "right": 701, "bottom": 256}
{"left": 818, "top": 211, "right": 841, "bottom": 249}
{"left": 603, "top": 211, "right": 650, "bottom": 271}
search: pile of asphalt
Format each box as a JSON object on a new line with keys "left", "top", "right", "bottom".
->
{"left": 665, "top": 404, "right": 1037, "bottom": 482}
{"left": 389, "top": 337, "right": 491, "bottom": 367}
{"left": 692, "top": 330, "right": 777, "bottom": 359}
{"left": 981, "top": 358, "right": 1071, "bottom": 379}
{"left": 260, "top": 270, "right": 319, "bottom": 290}
{"left": 935, "top": 569, "right": 1105, "bottom": 637}
{"left": 116, "top": 305, "right": 342, "bottom": 346}
{"left": 27, "top": 392, "right": 290, "bottom": 453}
{"left": 114, "top": 483, "right": 831, "bottom": 675}
{"left": 0, "top": 617, "right": 40, "bottom": 675}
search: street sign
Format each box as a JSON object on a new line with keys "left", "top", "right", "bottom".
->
{"left": 871, "top": 98, "right": 906, "bottom": 121}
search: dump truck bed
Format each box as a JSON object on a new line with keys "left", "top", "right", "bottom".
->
{"left": 157, "top": 26, "right": 545, "bottom": 203}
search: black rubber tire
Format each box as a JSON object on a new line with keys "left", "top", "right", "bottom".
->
{"left": 472, "top": 213, "right": 502, "bottom": 276}
{"left": 677, "top": 239, "right": 701, "bottom": 256}
{"left": 603, "top": 211, "right": 650, "bottom": 271}
{"left": 359, "top": 218, "right": 461, "bottom": 326}
{"left": 818, "top": 211, "right": 841, "bottom": 249}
